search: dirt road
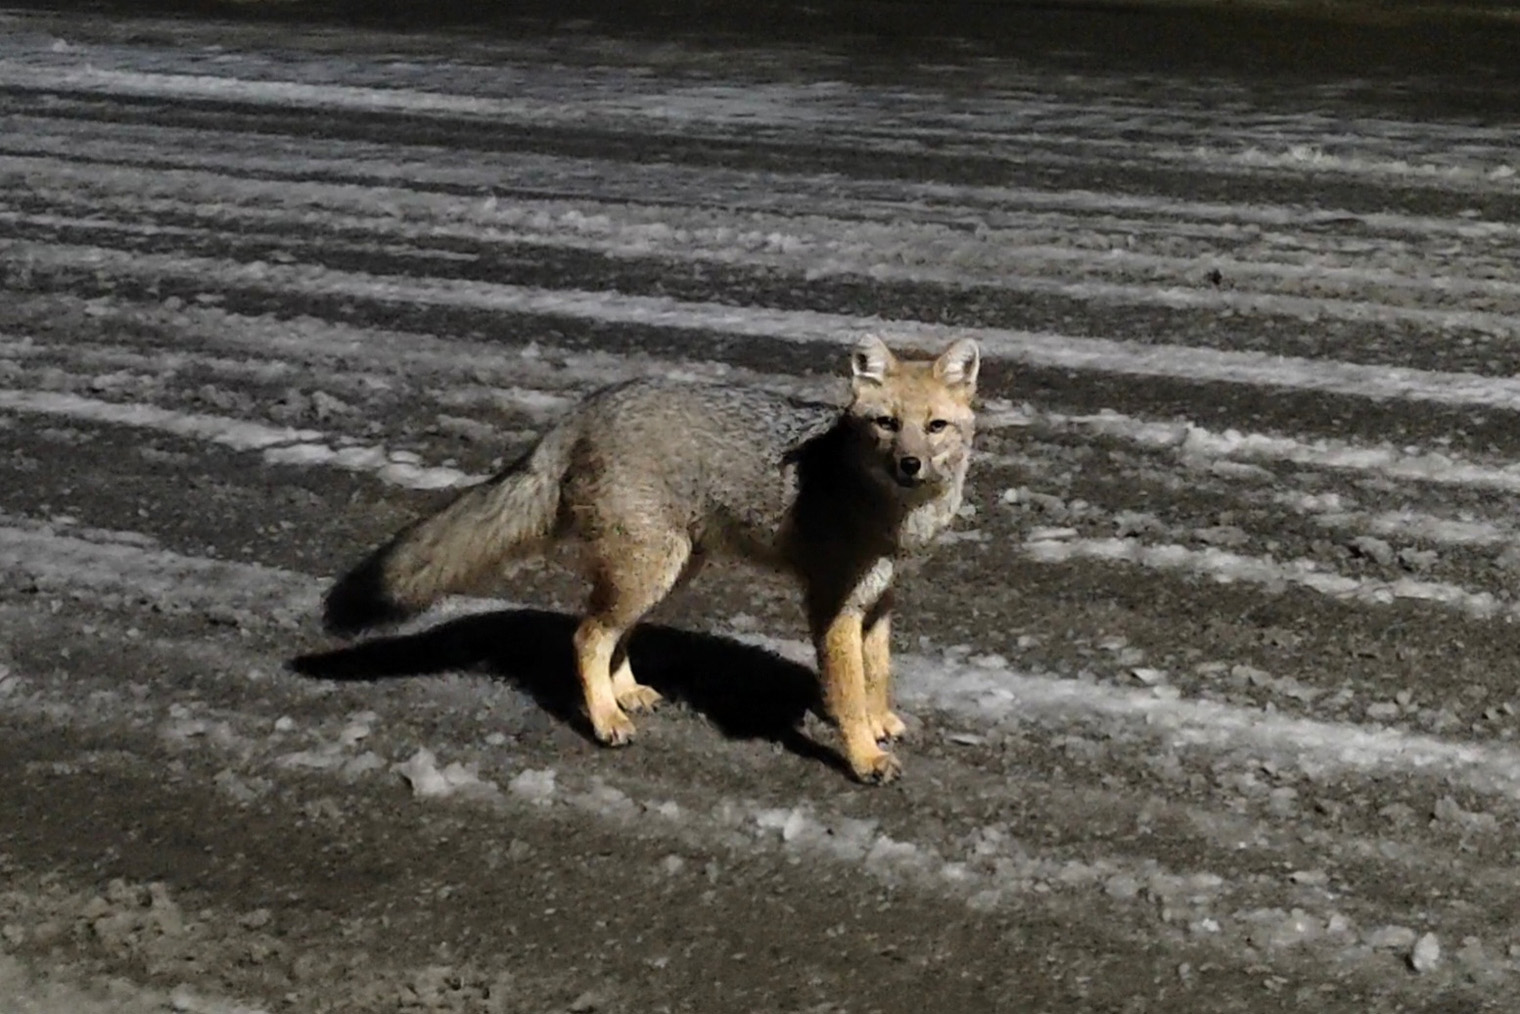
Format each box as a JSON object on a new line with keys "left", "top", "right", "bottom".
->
{"left": 2, "top": 6, "right": 1520, "bottom": 1011}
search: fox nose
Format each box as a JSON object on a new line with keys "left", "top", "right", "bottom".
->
{"left": 899, "top": 456, "right": 922, "bottom": 477}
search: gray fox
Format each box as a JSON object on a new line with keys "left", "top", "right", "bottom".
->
{"left": 323, "top": 335, "right": 980, "bottom": 783}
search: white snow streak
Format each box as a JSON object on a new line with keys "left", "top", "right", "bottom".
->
{"left": 0, "top": 388, "right": 321, "bottom": 450}
{"left": 1022, "top": 535, "right": 1512, "bottom": 620}
{"left": 1065, "top": 409, "right": 1520, "bottom": 493}
{"left": 0, "top": 519, "right": 317, "bottom": 622}
{"left": 0, "top": 389, "right": 479, "bottom": 490}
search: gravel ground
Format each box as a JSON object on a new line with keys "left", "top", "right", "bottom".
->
{"left": 2, "top": 5, "right": 1520, "bottom": 1011}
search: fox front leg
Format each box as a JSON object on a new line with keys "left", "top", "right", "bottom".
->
{"left": 862, "top": 599, "right": 906, "bottom": 743}
{"left": 818, "top": 610, "right": 903, "bottom": 784}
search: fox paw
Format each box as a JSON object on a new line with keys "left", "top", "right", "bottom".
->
{"left": 849, "top": 748, "right": 903, "bottom": 785}
{"left": 615, "top": 683, "right": 664, "bottom": 714}
{"left": 589, "top": 706, "right": 637, "bottom": 747}
{"left": 870, "top": 710, "right": 907, "bottom": 743}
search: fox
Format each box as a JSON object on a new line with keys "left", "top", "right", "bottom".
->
{"left": 321, "top": 334, "right": 980, "bottom": 783}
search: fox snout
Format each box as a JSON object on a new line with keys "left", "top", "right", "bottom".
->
{"left": 893, "top": 451, "right": 927, "bottom": 487}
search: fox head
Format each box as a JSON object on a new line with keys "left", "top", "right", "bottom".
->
{"left": 846, "top": 334, "right": 979, "bottom": 497}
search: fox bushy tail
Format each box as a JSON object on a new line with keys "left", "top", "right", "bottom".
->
{"left": 322, "top": 428, "right": 574, "bottom": 635}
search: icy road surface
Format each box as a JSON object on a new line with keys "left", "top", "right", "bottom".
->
{"left": 2, "top": 5, "right": 1520, "bottom": 1011}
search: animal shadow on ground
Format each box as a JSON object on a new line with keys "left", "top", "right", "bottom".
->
{"left": 288, "top": 608, "right": 843, "bottom": 772}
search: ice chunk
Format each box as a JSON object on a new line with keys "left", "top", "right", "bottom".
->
{"left": 1410, "top": 932, "right": 1442, "bottom": 973}
{"left": 509, "top": 767, "right": 557, "bottom": 804}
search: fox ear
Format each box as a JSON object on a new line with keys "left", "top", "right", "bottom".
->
{"left": 851, "top": 335, "right": 896, "bottom": 387}
{"left": 933, "top": 338, "right": 980, "bottom": 392}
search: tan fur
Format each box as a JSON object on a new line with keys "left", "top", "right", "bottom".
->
{"left": 862, "top": 600, "right": 903, "bottom": 743}
{"left": 323, "top": 334, "right": 979, "bottom": 784}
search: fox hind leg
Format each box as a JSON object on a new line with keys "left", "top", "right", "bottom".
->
{"left": 610, "top": 647, "right": 661, "bottom": 713}
{"left": 606, "top": 548, "right": 704, "bottom": 714}
{"left": 575, "top": 530, "right": 692, "bottom": 744}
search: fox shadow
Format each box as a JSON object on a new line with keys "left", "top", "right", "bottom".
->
{"left": 288, "top": 607, "right": 839, "bottom": 770}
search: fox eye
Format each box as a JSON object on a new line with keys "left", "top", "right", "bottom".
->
{"left": 874, "top": 415, "right": 901, "bottom": 432}
{"left": 926, "top": 419, "right": 950, "bottom": 434}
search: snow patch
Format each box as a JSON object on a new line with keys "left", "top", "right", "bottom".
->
{"left": 0, "top": 388, "right": 479, "bottom": 490}
{"left": 0, "top": 954, "right": 269, "bottom": 1014}
{"left": 1023, "top": 535, "right": 1509, "bottom": 620}
{"left": 1061, "top": 408, "right": 1520, "bottom": 495}
{"left": 508, "top": 767, "right": 558, "bottom": 805}
{"left": 394, "top": 747, "right": 499, "bottom": 799}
